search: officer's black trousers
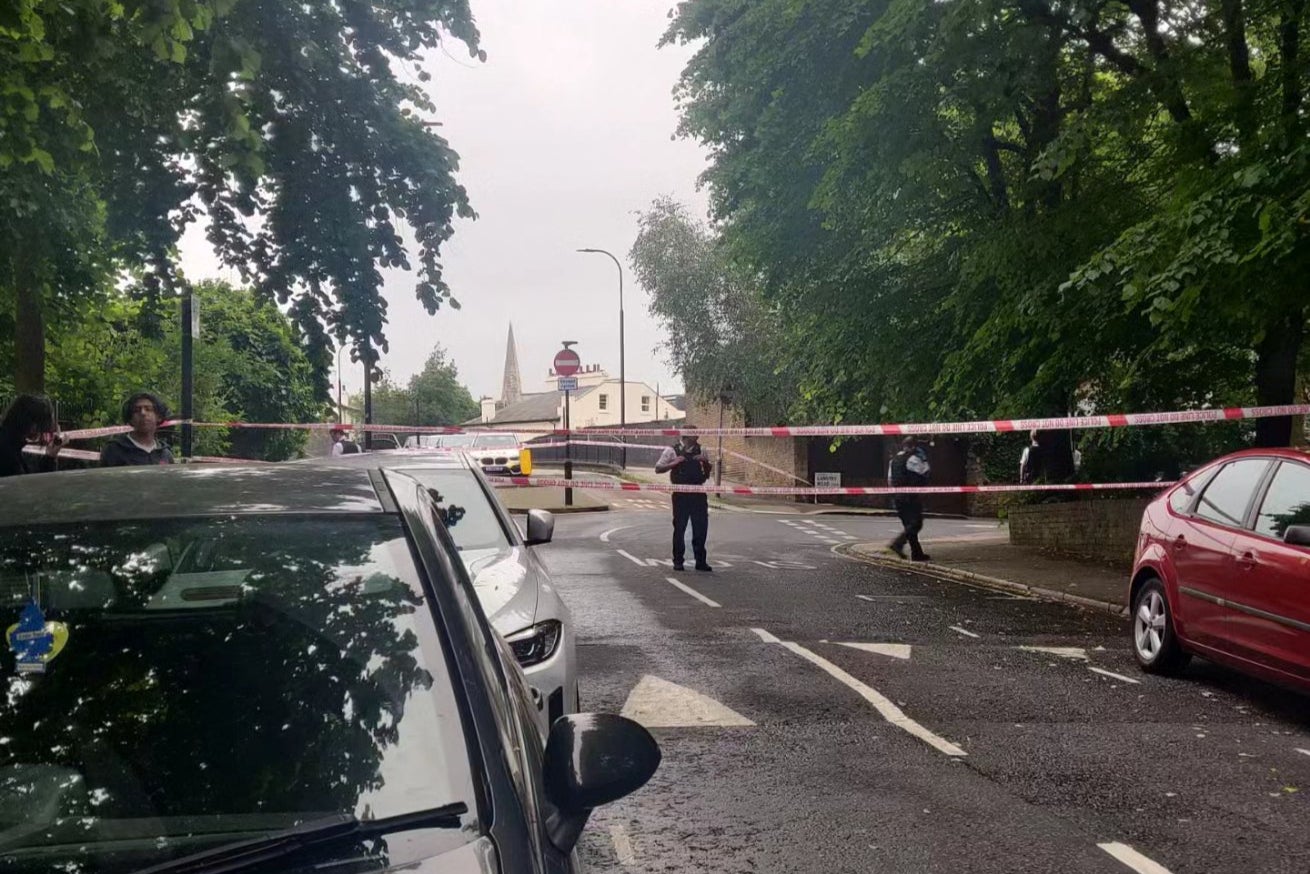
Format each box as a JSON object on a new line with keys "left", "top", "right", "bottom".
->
{"left": 671, "top": 493, "right": 709, "bottom": 567}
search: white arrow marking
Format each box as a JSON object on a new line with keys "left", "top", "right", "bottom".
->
{"left": 838, "top": 642, "right": 912, "bottom": 660}
{"left": 779, "top": 641, "right": 965, "bottom": 756}
{"left": 616, "top": 549, "right": 648, "bottom": 567}
{"left": 664, "top": 576, "right": 720, "bottom": 608}
{"left": 620, "top": 675, "right": 754, "bottom": 728}
{"left": 1098, "top": 842, "right": 1174, "bottom": 874}
{"left": 1089, "top": 666, "right": 1141, "bottom": 684}
{"left": 609, "top": 824, "right": 636, "bottom": 866}
{"left": 1018, "top": 645, "right": 1089, "bottom": 661}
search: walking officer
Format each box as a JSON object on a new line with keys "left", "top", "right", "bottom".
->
{"left": 887, "top": 435, "right": 931, "bottom": 562}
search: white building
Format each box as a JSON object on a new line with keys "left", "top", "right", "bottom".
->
{"left": 471, "top": 325, "right": 686, "bottom": 434}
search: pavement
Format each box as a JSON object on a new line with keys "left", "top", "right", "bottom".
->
{"left": 844, "top": 535, "right": 1131, "bottom": 616}
{"left": 535, "top": 505, "right": 1310, "bottom": 874}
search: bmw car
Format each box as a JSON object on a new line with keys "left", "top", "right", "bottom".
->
{"left": 310, "top": 450, "right": 577, "bottom": 736}
{"left": 0, "top": 464, "right": 658, "bottom": 873}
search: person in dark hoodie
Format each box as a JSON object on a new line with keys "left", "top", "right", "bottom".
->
{"left": 0, "top": 394, "right": 64, "bottom": 477}
{"left": 100, "top": 392, "right": 175, "bottom": 467}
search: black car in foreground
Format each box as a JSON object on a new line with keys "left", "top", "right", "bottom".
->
{"left": 0, "top": 465, "right": 659, "bottom": 873}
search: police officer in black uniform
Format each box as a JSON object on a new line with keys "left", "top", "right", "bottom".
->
{"left": 655, "top": 430, "right": 713, "bottom": 572}
{"left": 887, "top": 435, "right": 931, "bottom": 561}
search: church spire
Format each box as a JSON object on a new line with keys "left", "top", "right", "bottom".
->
{"left": 501, "top": 323, "right": 523, "bottom": 404}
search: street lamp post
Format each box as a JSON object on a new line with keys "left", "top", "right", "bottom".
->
{"left": 577, "top": 248, "right": 625, "bottom": 467}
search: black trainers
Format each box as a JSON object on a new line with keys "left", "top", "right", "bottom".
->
{"left": 672, "top": 562, "right": 685, "bottom": 571}
{"left": 694, "top": 563, "right": 713, "bottom": 572}
{"left": 910, "top": 554, "right": 932, "bottom": 562}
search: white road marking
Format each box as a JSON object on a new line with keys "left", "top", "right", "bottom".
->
{"left": 772, "top": 638, "right": 966, "bottom": 756}
{"left": 609, "top": 824, "right": 636, "bottom": 866}
{"left": 949, "top": 625, "right": 981, "bottom": 638}
{"left": 1097, "top": 841, "right": 1174, "bottom": 874}
{"left": 1088, "top": 667, "right": 1142, "bottom": 685}
{"left": 856, "top": 595, "right": 877, "bottom": 602}
{"left": 1296, "top": 748, "right": 1310, "bottom": 757}
{"left": 621, "top": 675, "right": 754, "bottom": 727}
{"left": 751, "top": 627, "right": 781, "bottom": 643}
{"left": 664, "top": 576, "right": 721, "bottom": 608}
{"left": 838, "top": 642, "right": 912, "bottom": 660}
{"left": 616, "top": 549, "right": 648, "bottom": 567}
{"left": 1018, "top": 645, "right": 1089, "bottom": 661}
{"left": 599, "top": 526, "right": 630, "bottom": 543}
{"left": 819, "top": 538, "right": 841, "bottom": 544}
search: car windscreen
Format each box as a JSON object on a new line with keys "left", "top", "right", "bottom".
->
{"left": 405, "top": 470, "right": 513, "bottom": 551}
{"left": 471, "top": 434, "right": 518, "bottom": 449}
{"left": 0, "top": 515, "right": 477, "bottom": 872}
{"left": 440, "top": 434, "right": 474, "bottom": 448}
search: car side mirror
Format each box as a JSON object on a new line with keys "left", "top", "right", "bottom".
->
{"left": 1284, "top": 525, "right": 1310, "bottom": 547}
{"left": 524, "top": 509, "right": 554, "bottom": 546}
{"left": 541, "top": 713, "right": 660, "bottom": 854}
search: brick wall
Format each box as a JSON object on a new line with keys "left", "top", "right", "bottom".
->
{"left": 685, "top": 395, "right": 807, "bottom": 488}
{"left": 1008, "top": 498, "right": 1150, "bottom": 568}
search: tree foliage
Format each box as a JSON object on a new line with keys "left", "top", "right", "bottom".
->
{"left": 629, "top": 196, "right": 794, "bottom": 423}
{"left": 2, "top": 0, "right": 480, "bottom": 393}
{"left": 45, "top": 280, "right": 324, "bottom": 460}
{"left": 349, "top": 345, "right": 478, "bottom": 429}
{"left": 663, "top": 0, "right": 1310, "bottom": 450}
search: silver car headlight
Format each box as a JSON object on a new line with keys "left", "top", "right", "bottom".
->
{"left": 505, "top": 620, "right": 562, "bottom": 667}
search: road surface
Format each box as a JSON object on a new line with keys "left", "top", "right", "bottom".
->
{"left": 535, "top": 504, "right": 1310, "bottom": 873}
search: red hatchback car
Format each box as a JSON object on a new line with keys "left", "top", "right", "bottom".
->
{"left": 1129, "top": 447, "right": 1310, "bottom": 690}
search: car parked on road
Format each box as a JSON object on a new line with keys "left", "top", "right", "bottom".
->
{"left": 0, "top": 464, "right": 658, "bottom": 874}
{"left": 1129, "top": 447, "right": 1310, "bottom": 691}
{"left": 466, "top": 432, "right": 527, "bottom": 476}
{"left": 310, "top": 450, "right": 576, "bottom": 736}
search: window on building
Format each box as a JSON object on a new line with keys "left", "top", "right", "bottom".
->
{"left": 599, "top": 394, "right": 608, "bottom": 411}
{"left": 641, "top": 395, "right": 651, "bottom": 413}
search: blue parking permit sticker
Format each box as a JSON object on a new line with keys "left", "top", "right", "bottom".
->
{"left": 7, "top": 602, "right": 55, "bottom": 674}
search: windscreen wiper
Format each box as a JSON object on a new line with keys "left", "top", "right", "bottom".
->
{"left": 128, "top": 802, "right": 469, "bottom": 874}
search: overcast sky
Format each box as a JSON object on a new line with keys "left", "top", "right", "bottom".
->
{"left": 181, "top": 0, "right": 708, "bottom": 403}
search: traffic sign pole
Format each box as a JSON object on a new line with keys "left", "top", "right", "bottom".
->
{"left": 556, "top": 344, "right": 580, "bottom": 507}
{"left": 563, "top": 389, "right": 572, "bottom": 507}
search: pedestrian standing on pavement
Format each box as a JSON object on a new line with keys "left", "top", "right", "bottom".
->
{"left": 1019, "top": 429, "right": 1045, "bottom": 484}
{"left": 330, "top": 426, "right": 362, "bottom": 456}
{"left": 655, "top": 429, "right": 713, "bottom": 572}
{"left": 0, "top": 394, "right": 64, "bottom": 477}
{"left": 887, "top": 435, "right": 931, "bottom": 562}
{"left": 100, "top": 392, "right": 175, "bottom": 467}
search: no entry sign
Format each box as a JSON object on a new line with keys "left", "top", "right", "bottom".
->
{"left": 553, "top": 348, "right": 581, "bottom": 377}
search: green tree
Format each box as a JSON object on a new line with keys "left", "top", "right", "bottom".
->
{"left": 46, "top": 280, "right": 324, "bottom": 460}
{"left": 348, "top": 345, "right": 478, "bottom": 430}
{"left": 664, "top": 0, "right": 1310, "bottom": 448}
{"left": 629, "top": 197, "right": 793, "bottom": 423}
{"left": 408, "top": 346, "right": 479, "bottom": 426}
{"left": 2, "top": 0, "right": 480, "bottom": 394}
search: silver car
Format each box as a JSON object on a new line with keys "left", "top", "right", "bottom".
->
{"left": 313, "top": 450, "right": 577, "bottom": 736}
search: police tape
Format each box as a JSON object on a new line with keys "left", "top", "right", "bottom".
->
{"left": 55, "top": 421, "right": 466, "bottom": 441}
{"left": 526, "top": 403, "right": 1310, "bottom": 438}
{"left": 524, "top": 440, "right": 813, "bottom": 486}
{"left": 23, "top": 445, "right": 264, "bottom": 464}
{"left": 53, "top": 401, "right": 1309, "bottom": 443}
{"left": 482, "top": 476, "right": 1174, "bottom": 496}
